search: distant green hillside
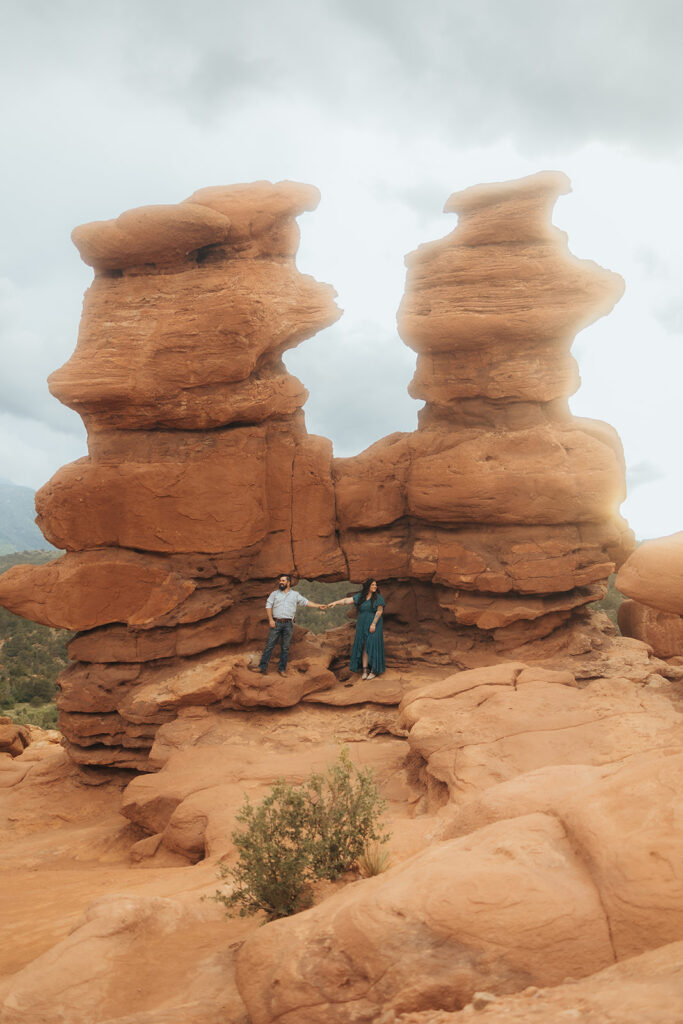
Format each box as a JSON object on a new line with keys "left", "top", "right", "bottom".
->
{"left": 0, "top": 549, "right": 66, "bottom": 729}
{"left": 0, "top": 481, "right": 54, "bottom": 553}
{"left": 0, "top": 550, "right": 57, "bottom": 573}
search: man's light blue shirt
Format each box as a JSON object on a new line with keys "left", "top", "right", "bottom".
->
{"left": 266, "top": 589, "right": 309, "bottom": 620}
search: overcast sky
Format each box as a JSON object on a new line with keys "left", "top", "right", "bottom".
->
{"left": 0, "top": 0, "right": 681, "bottom": 540}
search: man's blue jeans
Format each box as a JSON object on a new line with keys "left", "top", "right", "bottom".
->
{"left": 259, "top": 619, "right": 294, "bottom": 672}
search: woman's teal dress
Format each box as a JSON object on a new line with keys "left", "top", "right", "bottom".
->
{"left": 350, "top": 593, "right": 386, "bottom": 675}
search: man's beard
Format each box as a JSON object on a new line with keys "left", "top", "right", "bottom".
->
{"left": 278, "top": 582, "right": 287, "bottom": 590}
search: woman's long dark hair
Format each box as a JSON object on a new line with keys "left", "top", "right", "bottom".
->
{"left": 359, "top": 578, "right": 381, "bottom": 607}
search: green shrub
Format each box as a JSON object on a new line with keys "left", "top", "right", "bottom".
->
{"left": 213, "top": 749, "right": 389, "bottom": 921}
{"left": 305, "top": 748, "right": 390, "bottom": 880}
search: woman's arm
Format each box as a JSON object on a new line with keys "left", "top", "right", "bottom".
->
{"left": 328, "top": 597, "right": 355, "bottom": 608}
{"left": 369, "top": 605, "right": 383, "bottom": 633}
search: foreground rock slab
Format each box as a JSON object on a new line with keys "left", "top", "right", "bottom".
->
{"left": 235, "top": 739, "right": 683, "bottom": 1023}
{"left": 235, "top": 813, "right": 616, "bottom": 1023}
{"left": 386, "top": 939, "right": 683, "bottom": 1023}
{"left": 399, "top": 663, "right": 683, "bottom": 801}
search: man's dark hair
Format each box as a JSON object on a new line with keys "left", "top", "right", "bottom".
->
{"left": 278, "top": 573, "right": 292, "bottom": 584}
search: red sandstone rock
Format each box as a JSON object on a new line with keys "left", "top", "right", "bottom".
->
{"left": 616, "top": 532, "right": 683, "bottom": 616}
{"left": 329, "top": 169, "right": 631, "bottom": 684}
{"left": 384, "top": 940, "right": 683, "bottom": 1023}
{"left": 398, "top": 171, "right": 624, "bottom": 365}
{"left": 183, "top": 180, "right": 321, "bottom": 258}
{"left": 0, "top": 719, "right": 31, "bottom": 758}
{"left": 405, "top": 426, "right": 625, "bottom": 525}
{"left": 36, "top": 427, "right": 270, "bottom": 554}
{"left": 235, "top": 813, "right": 616, "bottom": 1022}
{"left": 56, "top": 632, "right": 339, "bottom": 767}
{"left": 0, "top": 549, "right": 195, "bottom": 630}
{"left": 0, "top": 172, "right": 636, "bottom": 773}
{"left": 71, "top": 202, "right": 231, "bottom": 271}
{"left": 53, "top": 182, "right": 339, "bottom": 431}
{"left": 399, "top": 664, "right": 683, "bottom": 799}
{"left": 342, "top": 521, "right": 626, "bottom": 595}
{"left": 235, "top": 735, "right": 683, "bottom": 1023}
{"left": 0, "top": 893, "right": 250, "bottom": 1024}
{"left": 618, "top": 599, "right": 683, "bottom": 658}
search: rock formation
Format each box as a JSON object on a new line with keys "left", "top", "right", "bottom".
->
{"left": 0, "top": 181, "right": 347, "bottom": 769}
{"left": 335, "top": 170, "right": 633, "bottom": 663}
{"left": 0, "top": 171, "right": 641, "bottom": 771}
{"left": 616, "top": 532, "right": 683, "bottom": 658}
{"left": 0, "top": 716, "right": 31, "bottom": 757}
{"left": 232, "top": 667, "right": 683, "bottom": 1022}
{"left": 3, "top": 171, "right": 683, "bottom": 1024}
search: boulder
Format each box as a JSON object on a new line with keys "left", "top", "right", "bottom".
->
{"left": 399, "top": 664, "right": 683, "bottom": 799}
{"left": 616, "top": 532, "right": 683, "bottom": 615}
{"left": 0, "top": 719, "right": 31, "bottom": 758}
{"left": 618, "top": 599, "right": 683, "bottom": 659}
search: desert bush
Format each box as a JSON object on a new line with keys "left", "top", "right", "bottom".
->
{"left": 213, "top": 749, "right": 389, "bottom": 920}
{"left": 305, "top": 748, "right": 390, "bottom": 879}
{"left": 213, "top": 779, "right": 315, "bottom": 921}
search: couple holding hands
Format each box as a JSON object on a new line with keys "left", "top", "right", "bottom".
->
{"left": 250, "top": 574, "right": 386, "bottom": 680}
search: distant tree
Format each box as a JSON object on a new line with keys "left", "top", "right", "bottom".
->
{"left": 296, "top": 580, "right": 360, "bottom": 633}
{"left": 588, "top": 574, "right": 625, "bottom": 629}
{"left": 0, "top": 555, "right": 70, "bottom": 716}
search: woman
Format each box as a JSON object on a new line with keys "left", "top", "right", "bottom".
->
{"left": 328, "top": 579, "right": 386, "bottom": 679}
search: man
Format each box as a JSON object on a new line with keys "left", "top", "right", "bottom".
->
{"left": 250, "top": 574, "right": 327, "bottom": 677}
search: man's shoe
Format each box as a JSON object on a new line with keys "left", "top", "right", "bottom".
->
{"left": 249, "top": 665, "right": 267, "bottom": 675}
{"left": 278, "top": 669, "right": 287, "bottom": 677}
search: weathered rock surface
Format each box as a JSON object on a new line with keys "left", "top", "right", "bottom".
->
{"left": 236, "top": 813, "right": 617, "bottom": 1023}
{"left": 616, "top": 534, "right": 683, "bottom": 658}
{"left": 0, "top": 181, "right": 352, "bottom": 767}
{"left": 616, "top": 532, "right": 683, "bottom": 616}
{"left": 3, "top": 665, "right": 683, "bottom": 1024}
{"left": 52, "top": 182, "right": 336, "bottom": 429}
{"left": 2, "top": 170, "right": 682, "bottom": 1024}
{"left": 0, "top": 171, "right": 638, "bottom": 770}
{"left": 399, "top": 663, "right": 683, "bottom": 801}
{"left": 235, "top": 736, "right": 683, "bottom": 1024}
{"left": 618, "top": 599, "right": 683, "bottom": 659}
{"left": 120, "top": 704, "right": 411, "bottom": 864}
{"left": 0, "top": 549, "right": 196, "bottom": 630}
{"left": 333, "top": 170, "right": 632, "bottom": 664}
{"left": 384, "top": 939, "right": 683, "bottom": 1023}
{"left": 0, "top": 717, "right": 31, "bottom": 758}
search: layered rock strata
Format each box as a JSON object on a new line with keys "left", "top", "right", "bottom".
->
{"left": 616, "top": 532, "right": 683, "bottom": 657}
{"left": 0, "top": 171, "right": 637, "bottom": 769}
{"left": 0, "top": 182, "right": 345, "bottom": 768}
{"left": 335, "top": 170, "right": 633, "bottom": 659}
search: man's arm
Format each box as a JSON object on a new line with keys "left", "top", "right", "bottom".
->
{"left": 296, "top": 592, "right": 327, "bottom": 611}
{"left": 265, "top": 593, "right": 276, "bottom": 628}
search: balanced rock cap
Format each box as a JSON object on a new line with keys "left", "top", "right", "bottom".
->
{"left": 71, "top": 202, "right": 232, "bottom": 272}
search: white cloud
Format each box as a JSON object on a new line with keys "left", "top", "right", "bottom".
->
{"left": 0, "top": 412, "right": 86, "bottom": 491}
